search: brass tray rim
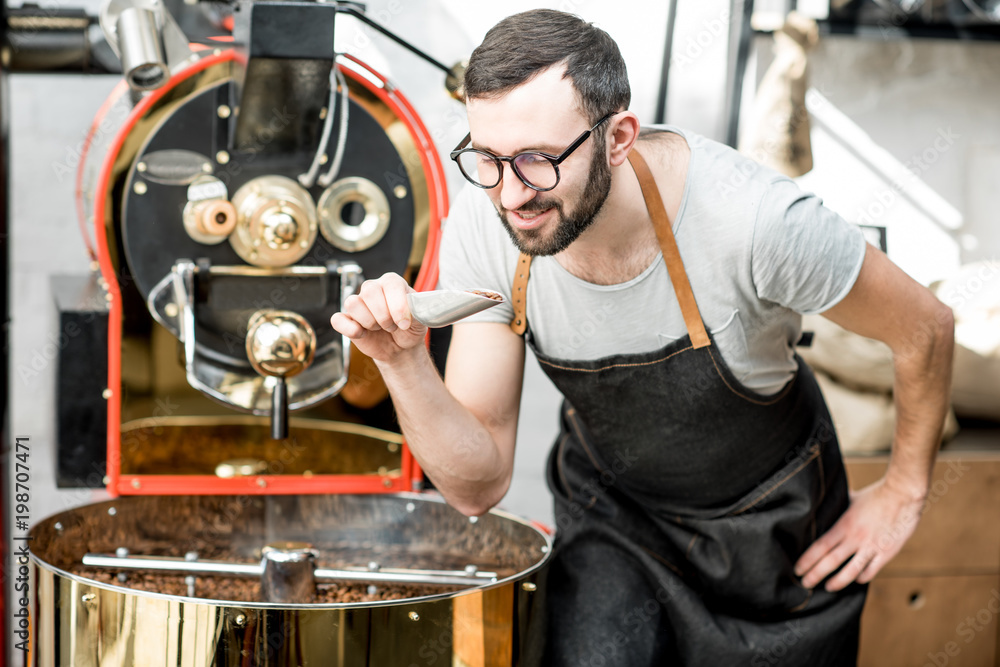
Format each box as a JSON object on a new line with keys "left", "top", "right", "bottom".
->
{"left": 119, "top": 415, "right": 405, "bottom": 445}
{"left": 29, "top": 492, "right": 552, "bottom": 609}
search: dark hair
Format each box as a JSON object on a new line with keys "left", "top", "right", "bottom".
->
{"left": 463, "top": 9, "right": 630, "bottom": 126}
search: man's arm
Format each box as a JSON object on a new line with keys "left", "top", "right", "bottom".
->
{"left": 795, "top": 243, "right": 955, "bottom": 591}
{"left": 331, "top": 273, "right": 525, "bottom": 516}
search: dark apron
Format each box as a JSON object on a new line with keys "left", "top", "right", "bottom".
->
{"left": 515, "top": 150, "right": 867, "bottom": 666}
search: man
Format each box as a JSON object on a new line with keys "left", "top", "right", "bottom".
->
{"left": 331, "top": 9, "right": 954, "bottom": 665}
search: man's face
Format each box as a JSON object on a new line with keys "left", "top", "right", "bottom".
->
{"left": 466, "top": 67, "right": 612, "bottom": 256}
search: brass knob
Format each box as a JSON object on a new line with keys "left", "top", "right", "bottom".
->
{"left": 245, "top": 311, "right": 317, "bottom": 440}
{"left": 230, "top": 176, "right": 318, "bottom": 267}
{"left": 245, "top": 310, "right": 316, "bottom": 379}
{"left": 182, "top": 175, "right": 237, "bottom": 245}
{"left": 260, "top": 209, "right": 299, "bottom": 250}
{"left": 445, "top": 60, "right": 468, "bottom": 103}
{"left": 190, "top": 199, "right": 237, "bottom": 239}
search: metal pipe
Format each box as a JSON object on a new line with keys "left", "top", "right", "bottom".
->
{"left": 84, "top": 554, "right": 263, "bottom": 576}
{"left": 83, "top": 553, "right": 499, "bottom": 586}
{"left": 312, "top": 567, "right": 497, "bottom": 586}
{"left": 723, "top": 0, "right": 755, "bottom": 147}
{"left": 339, "top": 565, "right": 497, "bottom": 579}
{"left": 3, "top": 7, "right": 120, "bottom": 74}
{"left": 336, "top": 6, "right": 452, "bottom": 75}
{"left": 653, "top": 0, "right": 680, "bottom": 125}
{"left": 116, "top": 6, "right": 168, "bottom": 91}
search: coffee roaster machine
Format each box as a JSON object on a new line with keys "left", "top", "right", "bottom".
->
{"left": 15, "top": 1, "right": 551, "bottom": 664}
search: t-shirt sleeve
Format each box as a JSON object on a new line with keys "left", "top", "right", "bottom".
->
{"left": 751, "top": 178, "right": 867, "bottom": 315}
{"left": 436, "top": 184, "right": 516, "bottom": 324}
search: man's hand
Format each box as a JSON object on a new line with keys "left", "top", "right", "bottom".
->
{"left": 331, "top": 272, "right": 526, "bottom": 516}
{"left": 330, "top": 272, "right": 427, "bottom": 363}
{"left": 807, "top": 243, "right": 953, "bottom": 592}
{"left": 794, "top": 478, "right": 924, "bottom": 591}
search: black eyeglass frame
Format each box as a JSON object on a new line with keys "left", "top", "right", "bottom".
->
{"left": 449, "top": 111, "right": 619, "bottom": 192}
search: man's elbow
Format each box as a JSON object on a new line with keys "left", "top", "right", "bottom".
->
{"left": 893, "top": 298, "right": 954, "bottom": 368}
{"left": 448, "top": 480, "right": 511, "bottom": 518}
{"left": 450, "top": 497, "right": 499, "bottom": 518}
{"left": 928, "top": 300, "right": 955, "bottom": 361}
{"left": 451, "top": 499, "right": 496, "bottom": 518}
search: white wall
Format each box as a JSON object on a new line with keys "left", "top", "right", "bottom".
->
{"left": 789, "top": 35, "right": 1000, "bottom": 273}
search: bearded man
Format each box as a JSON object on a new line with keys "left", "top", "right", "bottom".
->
{"left": 332, "top": 9, "right": 954, "bottom": 665}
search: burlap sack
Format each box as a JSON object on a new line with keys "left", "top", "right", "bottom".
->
{"left": 740, "top": 11, "right": 819, "bottom": 177}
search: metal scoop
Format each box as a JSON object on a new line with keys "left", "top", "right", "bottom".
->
{"left": 407, "top": 289, "right": 505, "bottom": 328}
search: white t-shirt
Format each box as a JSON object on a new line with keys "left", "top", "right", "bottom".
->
{"left": 437, "top": 126, "right": 867, "bottom": 395}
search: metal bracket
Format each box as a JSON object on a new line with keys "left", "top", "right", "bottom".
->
{"left": 147, "top": 259, "right": 362, "bottom": 415}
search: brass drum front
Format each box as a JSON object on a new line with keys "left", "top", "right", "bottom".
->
{"left": 28, "top": 494, "right": 551, "bottom": 666}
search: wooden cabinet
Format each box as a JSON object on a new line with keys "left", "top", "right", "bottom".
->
{"left": 845, "top": 450, "right": 1000, "bottom": 667}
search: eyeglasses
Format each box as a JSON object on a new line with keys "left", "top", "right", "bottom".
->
{"left": 450, "top": 112, "right": 618, "bottom": 192}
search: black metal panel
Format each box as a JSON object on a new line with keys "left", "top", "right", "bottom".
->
{"left": 823, "top": 0, "right": 1000, "bottom": 40}
{"left": 232, "top": 0, "right": 337, "bottom": 152}
{"left": 192, "top": 260, "right": 343, "bottom": 365}
{"left": 234, "top": 58, "right": 333, "bottom": 155}
{"left": 52, "top": 275, "right": 109, "bottom": 488}
{"left": 234, "top": 0, "right": 338, "bottom": 61}
{"left": 122, "top": 79, "right": 415, "bottom": 364}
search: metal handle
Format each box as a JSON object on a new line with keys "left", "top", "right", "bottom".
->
{"left": 271, "top": 377, "right": 288, "bottom": 440}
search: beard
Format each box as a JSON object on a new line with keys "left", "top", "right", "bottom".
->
{"left": 497, "top": 143, "right": 612, "bottom": 257}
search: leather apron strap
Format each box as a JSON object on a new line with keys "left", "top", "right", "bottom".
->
{"left": 628, "top": 149, "right": 710, "bottom": 349}
{"left": 510, "top": 254, "right": 532, "bottom": 335}
{"left": 509, "top": 148, "right": 711, "bottom": 349}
